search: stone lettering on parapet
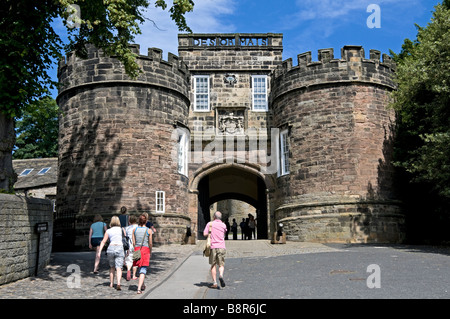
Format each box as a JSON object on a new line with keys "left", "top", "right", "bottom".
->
{"left": 193, "top": 36, "right": 268, "bottom": 47}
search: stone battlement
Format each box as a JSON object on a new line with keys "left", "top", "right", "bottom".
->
{"left": 57, "top": 44, "right": 190, "bottom": 100}
{"left": 272, "top": 46, "right": 396, "bottom": 101}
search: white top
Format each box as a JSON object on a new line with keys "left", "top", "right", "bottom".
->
{"left": 126, "top": 224, "right": 138, "bottom": 247}
{"left": 106, "top": 226, "right": 123, "bottom": 246}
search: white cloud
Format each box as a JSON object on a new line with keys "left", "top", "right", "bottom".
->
{"left": 282, "top": 0, "right": 417, "bottom": 30}
{"left": 134, "top": 0, "right": 237, "bottom": 58}
{"left": 278, "top": 0, "right": 424, "bottom": 59}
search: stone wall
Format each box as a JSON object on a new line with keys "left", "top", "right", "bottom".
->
{"left": 0, "top": 194, "right": 53, "bottom": 285}
{"left": 56, "top": 44, "right": 191, "bottom": 248}
{"left": 55, "top": 34, "right": 406, "bottom": 247}
{"left": 271, "top": 46, "right": 404, "bottom": 243}
{"left": 179, "top": 33, "right": 283, "bottom": 139}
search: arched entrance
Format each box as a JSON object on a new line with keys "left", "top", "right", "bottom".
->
{"left": 190, "top": 163, "right": 271, "bottom": 240}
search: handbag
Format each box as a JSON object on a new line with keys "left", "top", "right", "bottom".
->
{"left": 203, "top": 224, "right": 212, "bottom": 257}
{"left": 133, "top": 227, "right": 148, "bottom": 261}
{"left": 122, "top": 228, "right": 130, "bottom": 251}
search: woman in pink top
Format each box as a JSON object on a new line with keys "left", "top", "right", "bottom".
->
{"left": 203, "top": 211, "right": 227, "bottom": 289}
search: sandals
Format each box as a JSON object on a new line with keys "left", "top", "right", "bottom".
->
{"left": 136, "top": 284, "right": 146, "bottom": 294}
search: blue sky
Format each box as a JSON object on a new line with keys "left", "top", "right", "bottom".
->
{"left": 51, "top": 0, "right": 441, "bottom": 98}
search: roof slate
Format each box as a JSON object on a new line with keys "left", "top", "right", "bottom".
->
{"left": 13, "top": 158, "right": 58, "bottom": 190}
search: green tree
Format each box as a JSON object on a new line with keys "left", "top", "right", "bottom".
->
{"left": 391, "top": 1, "right": 450, "bottom": 242}
{"left": 13, "top": 97, "right": 59, "bottom": 159}
{"left": 0, "top": 0, "right": 194, "bottom": 191}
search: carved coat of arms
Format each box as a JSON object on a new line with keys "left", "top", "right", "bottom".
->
{"left": 218, "top": 112, "right": 244, "bottom": 135}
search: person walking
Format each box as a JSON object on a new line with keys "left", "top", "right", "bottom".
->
{"left": 132, "top": 214, "right": 152, "bottom": 294}
{"left": 97, "top": 216, "right": 126, "bottom": 290}
{"left": 118, "top": 206, "right": 129, "bottom": 228}
{"left": 89, "top": 214, "right": 107, "bottom": 274}
{"left": 203, "top": 211, "right": 227, "bottom": 289}
{"left": 124, "top": 215, "right": 138, "bottom": 281}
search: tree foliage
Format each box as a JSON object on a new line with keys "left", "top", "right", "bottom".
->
{"left": 13, "top": 97, "right": 59, "bottom": 159}
{"left": 0, "top": 0, "right": 194, "bottom": 190}
{"left": 1, "top": 0, "right": 194, "bottom": 118}
{"left": 391, "top": 2, "right": 450, "bottom": 199}
{"left": 60, "top": 0, "right": 193, "bottom": 78}
{"left": 0, "top": 0, "right": 63, "bottom": 119}
{"left": 390, "top": 1, "right": 450, "bottom": 242}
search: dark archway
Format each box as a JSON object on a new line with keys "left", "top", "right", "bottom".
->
{"left": 196, "top": 165, "right": 268, "bottom": 239}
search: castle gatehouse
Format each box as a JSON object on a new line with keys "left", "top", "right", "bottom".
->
{"left": 55, "top": 33, "right": 405, "bottom": 250}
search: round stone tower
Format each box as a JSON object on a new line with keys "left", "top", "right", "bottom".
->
{"left": 56, "top": 44, "right": 191, "bottom": 249}
{"left": 271, "top": 46, "right": 405, "bottom": 243}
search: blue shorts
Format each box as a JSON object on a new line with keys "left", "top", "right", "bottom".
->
{"left": 139, "top": 266, "right": 148, "bottom": 275}
{"left": 91, "top": 237, "right": 102, "bottom": 247}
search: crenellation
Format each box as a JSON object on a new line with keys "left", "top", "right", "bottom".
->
{"left": 128, "top": 43, "right": 140, "bottom": 55}
{"left": 318, "top": 48, "right": 334, "bottom": 63}
{"left": 149, "top": 47, "right": 163, "bottom": 61}
{"left": 369, "top": 49, "right": 381, "bottom": 61}
{"left": 341, "top": 45, "right": 365, "bottom": 60}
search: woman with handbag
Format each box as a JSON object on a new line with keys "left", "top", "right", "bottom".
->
{"left": 97, "top": 216, "right": 125, "bottom": 291}
{"left": 132, "top": 214, "right": 152, "bottom": 294}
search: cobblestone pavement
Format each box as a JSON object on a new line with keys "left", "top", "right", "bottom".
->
{"left": 0, "top": 243, "right": 198, "bottom": 299}
{"left": 0, "top": 240, "right": 339, "bottom": 299}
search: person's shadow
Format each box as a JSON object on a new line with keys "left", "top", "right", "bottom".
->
{"left": 194, "top": 282, "right": 211, "bottom": 288}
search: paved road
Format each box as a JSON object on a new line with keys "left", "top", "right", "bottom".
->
{"left": 206, "top": 243, "right": 450, "bottom": 299}
{"left": 144, "top": 240, "right": 450, "bottom": 300}
{"left": 1, "top": 240, "right": 449, "bottom": 301}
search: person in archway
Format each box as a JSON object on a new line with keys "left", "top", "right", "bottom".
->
{"left": 248, "top": 214, "right": 256, "bottom": 240}
{"left": 224, "top": 219, "right": 230, "bottom": 240}
{"left": 240, "top": 218, "right": 246, "bottom": 240}
{"left": 245, "top": 217, "right": 251, "bottom": 239}
{"left": 231, "top": 218, "right": 238, "bottom": 240}
{"left": 203, "top": 211, "right": 227, "bottom": 289}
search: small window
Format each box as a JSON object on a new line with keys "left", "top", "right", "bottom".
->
{"left": 19, "top": 169, "right": 33, "bottom": 176}
{"left": 193, "top": 75, "right": 210, "bottom": 111}
{"left": 279, "top": 129, "right": 290, "bottom": 176}
{"left": 252, "top": 75, "right": 268, "bottom": 111}
{"left": 37, "top": 167, "right": 51, "bottom": 175}
{"left": 156, "top": 191, "right": 165, "bottom": 213}
{"left": 177, "top": 129, "right": 189, "bottom": 176}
